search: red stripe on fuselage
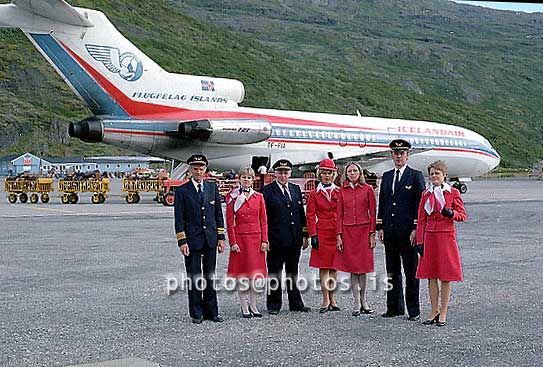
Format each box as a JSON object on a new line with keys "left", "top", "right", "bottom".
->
{"left": 102, "top": 127, "right": 496, "bottom": 159}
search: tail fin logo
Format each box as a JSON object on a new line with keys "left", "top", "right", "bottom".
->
{"left": 85, "top": 44, "right": 143, "bottom": 82}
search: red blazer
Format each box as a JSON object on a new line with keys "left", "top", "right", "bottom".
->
{"left": 416, "top": 187, "right": 467, "bottom": 243}
{"left": 306, "top": 186, "right": 339, "bottom": 237}
{"left": 336, "top": 182, "right": 376, "bottom": 235}
{"left": 226, "top": 192, "right": 268, "bottom": 245}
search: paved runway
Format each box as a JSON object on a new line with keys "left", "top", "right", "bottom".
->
{"left": 1, "top": 179, "right": 542, "bottom": 366}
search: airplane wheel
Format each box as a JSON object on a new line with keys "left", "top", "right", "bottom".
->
{"left": 126, "top": 193, "right": 136, "bottom": 204}
{"left": 41, "top": 193, "right": 50, "bottom": 203}
{"left": 69, "top": 193, "right": 79, "bottom": 204}
{"left": 19, "top": 193, "right": 28, "bottom": 203}
{"left": 92, "top": 194, "right": 101, "bottom": 204}
{"left": 8, "top": 193, "right": 17, "bottom": 204}
{"left": 61, "top": 194, "right": 70, "bottom": 204}
{"left": 98, "top": 194, "right": 106, "bottom": 203}
{"left": 30, "top": 193, "right": 39, "bottom": 204}
{"left": 163, "top": 192, "right": 175, "bottom": 207}
{"left": 459, "top": 183, "right": 468, "bottom": 194}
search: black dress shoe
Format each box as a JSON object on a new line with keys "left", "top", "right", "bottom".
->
{"left": 328, "top": 305, "right": 341, "bottom": 312}
{"left": 422, "top": 314, "right": 440, "bottom": 325}
{"left": 191, "top": 317, "right": 203, "bottom": 324}
{"left": 290, "top": 306, "right": 311, "bottom": 312}
{"left": 268, "top": 309, "right": 280, "bottom": 315}
{"left": 381, "top": 311, "right": 404, "bottom": 318}
{"left": 408, "top": 315, "right": 420, "bottom": 321}
{"left": 205, "top": 316, "right": 224, "bottom": 322}
{"left": 360, "top": 306, "right": 375, "bottom": 314}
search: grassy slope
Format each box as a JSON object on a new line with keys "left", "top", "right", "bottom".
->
{"left": 1, "top": 0, "right": 542, "bottom": 166}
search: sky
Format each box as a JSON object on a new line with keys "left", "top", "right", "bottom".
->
{"left": 451, "top": 1, "right": 543, "bottom": 13}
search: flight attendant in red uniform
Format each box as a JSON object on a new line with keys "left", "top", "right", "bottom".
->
{"left": 416, "top": 160, "right": 467, "bottom": 327}
{"left": 334, "top": 162, "right": 377, "bottom": 316}
{"left": 306, "top": 158, "right": 341, "bottom": 313}
{"left": 226, "top": 167, "right": 269, "bottom": 318}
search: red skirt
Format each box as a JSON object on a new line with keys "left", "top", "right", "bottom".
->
{"left": 309, "top": 227, "right": 336, "bottom": 269}
{"left": 416, "top": 231, "right": 463, "bottom": 281}
{"left": 333, "top": 224, "right": 374, "bottom": 274}
{"left": 227, "top": 232, "right": 267, "bottom": 279}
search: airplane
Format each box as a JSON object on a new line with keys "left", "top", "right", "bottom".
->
{"left": 0, "top": 0, "right": 500, "bottom": 193}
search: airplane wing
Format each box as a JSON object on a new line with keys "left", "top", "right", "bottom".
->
{"left": 295, "top": 147, "right": 430, "bottom": 171}
{"left": 0, "top": 0, "right": 93, "bottom": 28}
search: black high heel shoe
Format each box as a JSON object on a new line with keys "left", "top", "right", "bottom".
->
{"left": 360, "top": 306, "right": 374, "bottom": 314}
{"left": 241, "top": 308, "right": 253, "bottom": 319}
{"left": 422, "top": 313, "right": 440, "bottom": 325}
{"left": 249, "top": 307, "right": 263, "bottom": 318}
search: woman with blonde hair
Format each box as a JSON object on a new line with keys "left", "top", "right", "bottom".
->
{"left": 306, "top": 158, "right": 341, "bottom": 313}
{"left": 334, "top": 162, "right": 377, "bottom": 316}
{"left": 226, "top": 167, "right": 269, "bottom": 318}
{"left": 416, "top": 160, "right": 467, "bottom": 327}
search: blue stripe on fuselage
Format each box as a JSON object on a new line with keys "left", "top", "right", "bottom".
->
{"left": 29, "top": 34, "right": 129, "bottom": 118}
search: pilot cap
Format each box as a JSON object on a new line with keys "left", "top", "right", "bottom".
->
{"left": 389, "top": 139, "right": 411, "bottom": 152}
{"left": 272, "top": 159, "right": 293, "bottom": 170}
{"left": 187, "top": 154, "right": 208, "bottom": 166}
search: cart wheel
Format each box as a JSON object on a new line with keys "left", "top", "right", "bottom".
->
{"left": 155, "top": 193, "right": 163, "bottom": 204}
{"left": 69, "top": 193, "right": 79, "bottom": 204}
{"left": 91, "top": 194, "right": 101, "bottom": 204}
{"left": 134, "top": 193, "right": 141, "bottom": 203}
{"left": 8, "top": 193, "right": 17, "bottom": 204}
{"left": 61, "top": 194, "right": 70, "bottom": 204}
{"left": 126, "top": 193, "right": 136, "bottom": 204}
{"left": 30, "top": 193, "right": 39, "bottom": 204}
{"left": 19, "top": 193, "right": 28, "bottom": 203}
{"left": 163, "top": 192, "right": 175, "bottom": 206}
{"left": 98, "top": 194, "right": 106, "bottom": 203}
{"left": 41, "top": 193, "right": 50, "bottom": 203}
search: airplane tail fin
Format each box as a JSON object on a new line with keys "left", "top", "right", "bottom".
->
{"left": 0, "top": 1, "right": 244, "bottom": 118}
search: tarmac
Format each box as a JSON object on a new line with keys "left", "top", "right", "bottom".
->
{"left": 1, "top": 178, "right": 542, "bottom": 366}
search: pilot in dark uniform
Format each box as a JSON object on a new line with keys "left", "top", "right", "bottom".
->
{"left": 174, "top": 154, "right": 226, "bottom": 324}
{"left": 261, "top": 159, "right": 310, "bottom": 314}
{"left": 377, "top": 139, "right": 425, "bottom": 321}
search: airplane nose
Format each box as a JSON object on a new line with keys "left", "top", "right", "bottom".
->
{"left": 489, "top": 148, "right": 500, "bottom": 171}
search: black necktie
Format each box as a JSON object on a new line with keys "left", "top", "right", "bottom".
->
{"left": 393, "top": 169, "right": 400, "bottom": 194}
{"left": 282, "top": 184, "right": 291, "bottom": 202}
{"left": 197, "top": 183, "right": 204, "bottom": 203}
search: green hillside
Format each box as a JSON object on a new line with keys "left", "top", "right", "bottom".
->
{"left": 1, "top": 0, "right": 542, "bottom": 167}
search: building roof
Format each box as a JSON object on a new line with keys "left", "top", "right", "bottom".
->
{"left": 0, "top": 154, "right": 22, "bottom": 163}
{"left": 46, "top": 157, "right": 85, "bottom": 164}
{"left": 85, "top": 156, "right": 165, "bottom": 163}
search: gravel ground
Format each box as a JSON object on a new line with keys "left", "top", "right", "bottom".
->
{"left": 1, "top": 179, "right": 542, "bottom": 366}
